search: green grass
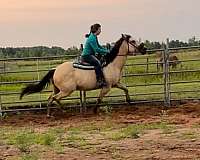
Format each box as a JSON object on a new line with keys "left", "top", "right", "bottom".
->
{"left": 0, "top": 126, "right": 67, "bottom": 159}
{"left": 0, "top": 127, "right": 65, "bottom": 153}
{"left": 68, "top": 118, "right": 124, "bottom": 133}
{"left": 192, "top": 124, "right": 200, "bottom": 128}
{"left": 106, "top": 121, "right": 175, "bottom": 141}
{"left": 0, "top": 120, "right": 178, "bottom": 159}
{"left": 21, "top": 153, "right": 38, "bottom": 160}
{"left": 64, "top": 119, "right": 175, "bottom": 142}
{"left": 66, "top": 133, "right": 89, "bottom": 149}
{"left": 177, "top": 131, "right": 199, "bottom": 140}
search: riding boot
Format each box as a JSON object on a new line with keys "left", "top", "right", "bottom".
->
{"left": 96, "top": 79, "right": 102, "bottom": 88}
{"left": 101, "top": 77, "right": 107, "bottom": 87}
{"left": 96, "top": 77, "right": 107, "bottom": 88}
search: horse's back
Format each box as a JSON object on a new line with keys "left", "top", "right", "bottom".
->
{"left": 169, "top": 55, "right": 178, "bottom": 61}
{"left": 54, "top": 61, "right": 97, "bottom": 90}
{"left": 56, "top": 62, "right": 73, "bottom": 72}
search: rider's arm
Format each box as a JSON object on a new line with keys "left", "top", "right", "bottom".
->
{"left": 89, "top": 36, "right": 109, "bottom": 55}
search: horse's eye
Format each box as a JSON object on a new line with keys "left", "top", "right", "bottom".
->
{"left": 130, "top": 40, "right": 136, "bottom": 44}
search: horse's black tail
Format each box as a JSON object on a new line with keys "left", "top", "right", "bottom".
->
{"left": 20, "top": 69, "right": 55, "bottom": 99}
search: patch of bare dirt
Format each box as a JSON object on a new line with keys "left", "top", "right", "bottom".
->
{"left": 0, "top": 102, "right": 200, "bottom": 159}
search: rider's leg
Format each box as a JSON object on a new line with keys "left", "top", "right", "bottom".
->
{"left": 90, "top": 56, "right": 107, "bottom": 87}
{"left": 82, "top": 55, "right": 106, "bottom": 87}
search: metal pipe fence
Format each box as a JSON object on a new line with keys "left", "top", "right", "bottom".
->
{"left": 0, "top": 43, "right": 200, "bottom": 114}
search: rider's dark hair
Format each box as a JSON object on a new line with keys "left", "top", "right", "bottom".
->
{"left": 85, "top": 23, "right": 101, "bottom": 38}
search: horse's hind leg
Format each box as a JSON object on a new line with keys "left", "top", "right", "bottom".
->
{"left": 47, "top": 90, "right": 74, "bottom": 116}
{"left": 115, "top": 82, "right": 131, "bottom": 103}
{"left": 47, "top": 93, "right": 54, "bottom": 117}
{"left": 95, "top": 87, "right": 111, "bottom": 114}
{"left": 52, "top": 90, "right": 74, "bottom": 108}
{"left": 47, "top": 85, "right": 60, "bottom": 117}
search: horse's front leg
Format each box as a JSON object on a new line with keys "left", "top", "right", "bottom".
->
{"left": 94, "top": 86, "right": 111, "bottom": 114}
{"left": 115, "top": 82, "right": 131, "bottom": 104}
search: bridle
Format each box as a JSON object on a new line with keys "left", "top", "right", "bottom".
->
{"left": 127, "top": 40, "right": 138, "bottom": 54}
{"left": 115, "top": 39, "right": 138, "bottom": 56}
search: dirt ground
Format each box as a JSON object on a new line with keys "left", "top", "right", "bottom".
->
{"left": 1, "top": 101, "right": 200, "bottom": 160}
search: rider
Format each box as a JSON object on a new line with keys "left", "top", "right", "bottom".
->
{"left": 81, "top": 23, "right": 109, "bottom": 87}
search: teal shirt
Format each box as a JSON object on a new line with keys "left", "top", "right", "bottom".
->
{"left": 81, "top": 33, "right": 109, "bottom": 57}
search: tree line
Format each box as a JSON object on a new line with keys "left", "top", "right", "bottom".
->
{"left": 144, "top": 36, "right": 199, "bottom": 50}
{"left": 0, "top": 36, "right": 199, "bottom": 58}
{"left": 0, "top": 46, "right": 80, "bottom": 58}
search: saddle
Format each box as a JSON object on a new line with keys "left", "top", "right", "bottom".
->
{"left": 73, "top": 55, "right": 106, "bottom": 70}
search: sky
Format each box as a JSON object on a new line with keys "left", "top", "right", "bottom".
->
{"left": 0, "top": 0, "right": 200, "bottom": 49}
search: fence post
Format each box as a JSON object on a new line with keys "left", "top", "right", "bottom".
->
{"left": 3, "top": 60, "right": 6, "bottom": 74}
{"left": 0, "top": 60, "right": 5, "bottom": 116}
{"left": 1, "top": 59, "right": 7, "bottom": 116}
{"left": 37, "top": 58, "right": 42, "bottom": 108}
{"left": 79, "top": 44, "right": 87, "bottom": 113}
{"left": 0, "top": 93, "right": 3, "bottom": 116}
{"left": 146, "top": 57, "right": 149, "bottom": 73}
{"left": 79, "top": 91, "right": 83, "bottom": 113}
{"left": 156, "top": 59, "right": 159, "bottom": 72}
{"left": 163, "top": 38, "right": 171, "bottom": 107}
{"left": 83, "top": 91, "right": 87, "bottom": 112}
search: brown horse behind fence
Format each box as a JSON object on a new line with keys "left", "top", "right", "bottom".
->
{"left": 20, "top": 34, "right": 147, "bottom": 116}
{"left": 156, "top": 53, "right": 181, "bottom": 71}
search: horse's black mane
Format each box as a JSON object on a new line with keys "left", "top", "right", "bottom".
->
{"left": 104, "top": 37, "right": 124, "bottom": 66}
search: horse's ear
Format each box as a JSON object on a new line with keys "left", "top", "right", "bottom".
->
{"left": 121, "top": 34, "right": 125, "bottom": 39}
{"left": 126, "top": 35, "right": 131, "bottom": 41}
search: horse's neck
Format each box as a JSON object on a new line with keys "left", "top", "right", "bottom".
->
{"left": 111, "top": 47, "right": 127, "bottom": 70}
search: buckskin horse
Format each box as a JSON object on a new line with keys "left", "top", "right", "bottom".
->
{"left": 20, "top": 34, "right": 147, "bottom": 116}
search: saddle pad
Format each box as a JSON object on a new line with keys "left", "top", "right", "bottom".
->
{"left": 73, "top": 62, "right": 95, "bottom": 70}
{"left": 73, "top": 58, "right": 95, "bottom": 70}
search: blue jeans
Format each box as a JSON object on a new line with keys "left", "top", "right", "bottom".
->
{"left": 81, "top": 55, "right": 104, "bottom": 81}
